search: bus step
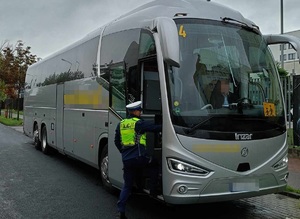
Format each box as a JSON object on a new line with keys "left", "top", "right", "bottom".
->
{"left": 143, "top": 189, "right": 164, "bottom": 201}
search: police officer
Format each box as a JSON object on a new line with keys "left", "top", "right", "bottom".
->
{"left": 114, "top": 101, "right": 162, "bottom": 219}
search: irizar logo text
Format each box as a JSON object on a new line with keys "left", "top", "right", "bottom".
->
{"left": 235, "top": 133, "right": 253, "bottom": 140}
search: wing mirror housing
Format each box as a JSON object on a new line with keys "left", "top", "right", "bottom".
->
{"left": 264, "top": 34, "right": 300, "bottom": 63}
{"left": 153, "top": 17, "right": 180, "bottom": 67}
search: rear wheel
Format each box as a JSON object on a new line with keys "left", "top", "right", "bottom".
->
{"left": 41, "top": 126, "right": 50, "bottom": 155}
{"left": 100, "top": 144, "right": 115, "bottom": 193}
{"left": 33, "top": 124, "right": 41, "bottom": 150}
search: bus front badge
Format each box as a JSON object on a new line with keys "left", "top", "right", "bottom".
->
{"left": 241, "top": 147, "right": 249, "bottom": 157}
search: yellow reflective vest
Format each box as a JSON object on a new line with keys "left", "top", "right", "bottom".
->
{"left": 120, "top": 117, "right": 146, "bottom": 147}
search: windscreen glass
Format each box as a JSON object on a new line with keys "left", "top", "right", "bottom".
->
{"left": 166, "top": 19, "right": 285, "bottom": 138}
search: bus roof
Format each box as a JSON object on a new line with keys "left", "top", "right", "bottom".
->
{"left": 103, "top": 0, "right": 258, "bottom": 35}
{"left": 33, "top": 0, "right": 258, "bottom": 65}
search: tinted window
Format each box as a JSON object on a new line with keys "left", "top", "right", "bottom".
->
{"left": 100, "top": 29, "right": 140, "bottom": 116}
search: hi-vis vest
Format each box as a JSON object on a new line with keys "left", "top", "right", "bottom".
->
{"left": 120, "top": 118, "right": 146, "bottom": 147}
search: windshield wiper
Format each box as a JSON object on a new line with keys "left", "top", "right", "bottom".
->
{"left": 186, "top": 116, "right": 214, "bottom": 134}
{"left": 221, "top": 17, "right": 259, "bottom": 32}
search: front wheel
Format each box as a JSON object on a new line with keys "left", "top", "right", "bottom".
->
{"left": 100, "top": 144, "right": 115, "bottom": 193}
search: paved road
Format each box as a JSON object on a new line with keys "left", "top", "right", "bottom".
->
{"left": 1, "top": 124, "right": 300, "bottom": 219}
{"left": 287, "top": 157, "right": 300, "bottom": 191}
{"left": 0, "top": 124, "right": 117, "bottom": 219}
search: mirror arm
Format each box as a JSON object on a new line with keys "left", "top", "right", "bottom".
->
{"left": 264, "top": 34, "right": 300, "bottom": 63}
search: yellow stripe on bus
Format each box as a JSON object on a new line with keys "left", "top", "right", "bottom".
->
{"left": 192, "top": 144, "right": 240, "bottom": 153}
{"left": 64, "top": 86, "right": 102, "bottom": 106}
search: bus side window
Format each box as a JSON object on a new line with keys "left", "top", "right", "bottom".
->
{"left": 139, "top": 30, "right": 156, "bottom": 58}
{"left": 110, "top": 63, "right": 126, "bottom": 116}
{"left": 142, "top": 62, "right": 161, "bottom": 114}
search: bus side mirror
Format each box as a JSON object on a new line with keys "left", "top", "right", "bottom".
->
{"left": 264, "top": 34, "right": 300, "bottom": 63}
{"left": 154, "top": 17, "right": 180, "bottom": 67}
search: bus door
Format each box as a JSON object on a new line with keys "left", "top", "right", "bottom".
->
{"left": 107, "top": 63, "right": 127, "bottom": 188}
{"left": 56, "top": 83, "right": 64, "bottom": 151}
{"left": 107, "top": 110, "right": 123, "bottom": 188}
{"left": 140, "top": 58, "right": 163, "bottom": 185}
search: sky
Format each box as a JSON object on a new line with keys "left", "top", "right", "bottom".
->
{"left": 1, "top": 0, "right": 299, "bottom": 59}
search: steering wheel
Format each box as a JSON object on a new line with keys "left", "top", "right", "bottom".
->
{"left": 237, "top": 97, "right": 252, "bottom": 105}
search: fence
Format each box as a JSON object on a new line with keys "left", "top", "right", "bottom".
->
{"left": 0, "top": 98, "right": 23, "bottom": 111}
{"left": 0, "top": 98, "right": 23, "bottom": 118}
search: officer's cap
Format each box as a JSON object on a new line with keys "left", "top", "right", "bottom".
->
{"left": 126, "top": 101, "right": 142, "bottom": 111}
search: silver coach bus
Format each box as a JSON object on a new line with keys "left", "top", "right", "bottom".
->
{"left": 24, "top": 0, "right": 300, "bottom": 204}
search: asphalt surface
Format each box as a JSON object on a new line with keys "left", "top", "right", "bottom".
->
{"left": 288, "top": 157, "right": 300, "bottom": 190}
{"left": 10, "top": 125, "right": 300, "bottom": 198}
{"left": 2, "top": 124, "right": 300, "bottom": 219}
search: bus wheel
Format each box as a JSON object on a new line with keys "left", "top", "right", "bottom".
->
{"left": 41, "top": 126, "right": 50, "bottom": 155}
{"left": 33, "top": 124, "right": 41, "bottom": 150}
{"left": 100, "top": 144, "right": 115, "bottom": 193}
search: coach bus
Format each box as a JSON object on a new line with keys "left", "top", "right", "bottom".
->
{"left": 23, "top": 0, "right": 300, "bottom": 204}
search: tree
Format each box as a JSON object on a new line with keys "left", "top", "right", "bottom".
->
{"left": 0, "top": 80, "right": 6, "bottom": 116}
{"left": 0, "top": 40, "right": 38, "bottom": 119}
{"left": 0, "top": 46, "right": 7, "bottom": 115}
{"left": 276, "top": 62, "right": 289, "bottom": 77}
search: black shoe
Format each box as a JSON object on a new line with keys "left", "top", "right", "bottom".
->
{"left": 119, "top": 212, "right": 127, "bottom": 219}
{"left": 149, "top": 189, "right": 159, "bottom": 197}
{"left": 132, "top": 187, "right": 144, "bottom": 195}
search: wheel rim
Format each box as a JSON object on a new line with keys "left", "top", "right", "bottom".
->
{"left": 42, "top": 130, "right": 47, "bottom": 150}
{"left": 101, "top": 155, "right": 109, "bottom": 184}
{"left": 33, "top": 128, "right": 39, "bottom": 145}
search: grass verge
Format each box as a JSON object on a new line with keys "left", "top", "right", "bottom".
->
{"left": 0, "top": 115, "right": 23, "bottom": 126}
{"left": 285, "top": 185, "right": 300, "bottom": 194}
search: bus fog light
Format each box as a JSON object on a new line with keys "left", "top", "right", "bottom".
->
{"left": 178, "top": 185, "right": 188, "bottom": 194}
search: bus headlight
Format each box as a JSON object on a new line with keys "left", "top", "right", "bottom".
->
{"left": 273, "top": 155, "right": 288, "bottom": 170}
{"left": 167, "top": 158, "right": 210, "bottom": 176}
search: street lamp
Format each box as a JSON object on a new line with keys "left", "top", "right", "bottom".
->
{"left": 76, "top": 61, "right": 80, "bottom": 71}
{"left": 15, "top": 41, "right": 23, "bottom": 120}
{"left": 61, "top": 58, "right": 72, "bottom": 72}
{"left": 280, "top": 0, "right": 284, "bottom": 68}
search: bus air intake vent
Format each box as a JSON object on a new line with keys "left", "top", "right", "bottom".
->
{"left": 237, "top": 163, "right": 250, "bottom": 172}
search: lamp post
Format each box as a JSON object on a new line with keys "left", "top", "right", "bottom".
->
{"left": 61, "top": 58, "right": 72, "bottom": 72}
{"left": 16, "top": 69, "right": 20, "bottom": 121}
{"left": 15, "top": 41, "right": 22, "bottom": 121}
{"left": 76, "top": 61, "right": 80, "bottom": 71}
{"left": 280, "top": 0, "right": 284, "bottom": 68}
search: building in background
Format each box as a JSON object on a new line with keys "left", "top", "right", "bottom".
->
{"left": 269, "top": 30, "right": 300, "bottom": 75}
{"left": 270, "top": 30, "right": 300, "bottom": 142}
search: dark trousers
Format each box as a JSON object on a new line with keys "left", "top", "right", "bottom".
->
{"left": 117, "top": 156, "right": 158, "bottom": 213}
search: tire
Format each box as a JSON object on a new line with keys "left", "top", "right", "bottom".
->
{"left": 41, "top": 126, "right": 50, "bottom": 155}
{"left": 33, "top": 124, "right": 41, "bottom": 150}
{"left": 100, "top": 144, "right": 115, "bottom": 193}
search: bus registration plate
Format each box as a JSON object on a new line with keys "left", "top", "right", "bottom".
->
{"left": 230, "top": 179, "right": 259, "bottom": 192}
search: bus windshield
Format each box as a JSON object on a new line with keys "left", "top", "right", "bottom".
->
{"left": 166, "top": 19, "right": 285, "bottom": 138}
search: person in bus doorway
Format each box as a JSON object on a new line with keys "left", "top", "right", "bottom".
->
{"left": 114, "top": 100, "right": 162, "bottom": 219}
